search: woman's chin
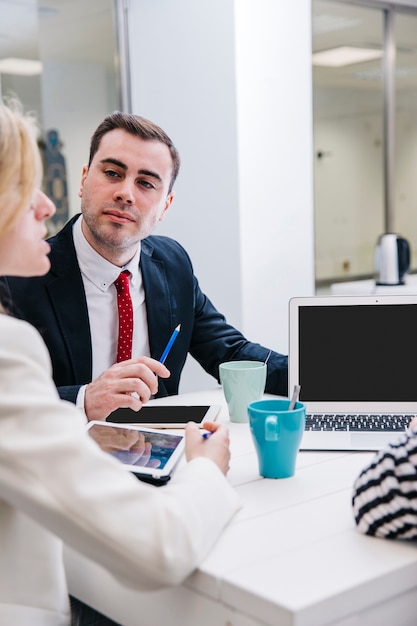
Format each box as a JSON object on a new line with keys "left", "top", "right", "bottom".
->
{"left": 19, "top": 258, "right": 51, "bottom": 277}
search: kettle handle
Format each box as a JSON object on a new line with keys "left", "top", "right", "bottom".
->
{"left": 397, "top": 238, "right": 410, "bottom": 272}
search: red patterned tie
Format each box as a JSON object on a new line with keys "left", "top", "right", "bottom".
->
{"left": 114, "top": 270, "right": 133, "bottom": 362}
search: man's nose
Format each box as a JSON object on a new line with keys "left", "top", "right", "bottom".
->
{"left": 113, "top": 180, "right": 135, "bottom": 205}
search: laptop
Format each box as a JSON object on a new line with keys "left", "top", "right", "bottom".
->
{"left": 289, "top": 294, "right": 417, "bottom": 451}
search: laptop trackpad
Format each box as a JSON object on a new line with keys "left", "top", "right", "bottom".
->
{"left": 300, "top": 431, "right": 352, "bottom": 450}
{"left": 350, "top": 431, "right": 405, "bottom": 450}
{"left": 300, "top": 430, "right": 405, "bottom": 451}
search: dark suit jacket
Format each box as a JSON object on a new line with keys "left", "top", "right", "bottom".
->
{"left": 3, "top": 215, "right": 288, "bottom": 402}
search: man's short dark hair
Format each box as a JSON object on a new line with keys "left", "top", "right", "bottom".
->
{"left": 88, "top": 111, "right": 180, "bottom": 193}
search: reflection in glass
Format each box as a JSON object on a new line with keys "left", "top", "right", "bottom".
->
{"left": 394, "top": 12, "right": 417, "bottom": 272}
{"left": 0, "top": 0, "right": 120, "bottom": 234}
{"left": 313, "top": 1, "right": 384, "bottom": 286}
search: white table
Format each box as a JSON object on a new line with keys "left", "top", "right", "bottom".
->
{"left": 64, "top": 389, "right": 417, "bottom": 626}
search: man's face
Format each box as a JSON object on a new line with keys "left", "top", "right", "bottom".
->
{"left": 79, "top": 128, "right": 174, "bottom": 264}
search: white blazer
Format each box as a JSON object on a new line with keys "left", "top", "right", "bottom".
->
{"left": 0, "top": 314, "right": 241, "bottom": 625}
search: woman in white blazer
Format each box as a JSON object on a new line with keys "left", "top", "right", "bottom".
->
{"left": 0, "top": 101, "right": 241, "bottom": 625}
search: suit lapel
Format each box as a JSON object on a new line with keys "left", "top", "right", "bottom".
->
{"left": 141, "top": 241, "right": 174, "bottom": 363}
{"left": 47, "top": 216, "right": 92, "bottom": 383}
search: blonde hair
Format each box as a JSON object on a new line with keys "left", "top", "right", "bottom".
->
{"left": 0, "top": 99, "right": 42, "bottom": 236}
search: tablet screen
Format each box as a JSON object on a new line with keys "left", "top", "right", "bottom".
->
{"left": 87, "top": 421, "right": 185, "bottom": 478}
{"left": 107, "top": 404, "right": 220, "bottom": 428}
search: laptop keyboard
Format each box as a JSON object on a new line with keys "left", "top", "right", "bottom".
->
{"left": 306, "top": 413, "right": 412, "bottom": 432}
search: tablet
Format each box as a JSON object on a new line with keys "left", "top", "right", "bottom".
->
{"left": 87, "top": 421, "right": 185, "bottom": 485}
{"left": 106, "top": 404, "right": 221, "bottom": 428}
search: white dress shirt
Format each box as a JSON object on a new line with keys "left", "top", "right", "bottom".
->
{"left": 73, "top": 218, "right": 151, "bottom": 406}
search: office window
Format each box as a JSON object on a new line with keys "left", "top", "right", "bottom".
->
{"left": 0, "top": 0, "right": 121, "bottom": 233}
{"left": 394, "top": 11, "right": 417, "bottom": 271}
{"left": 312, "top": 0, "right": 417, "bottom": 288}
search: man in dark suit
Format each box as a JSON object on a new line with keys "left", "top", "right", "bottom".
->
{"left": 3, "top": 111, "right": 288, "bottom": 421}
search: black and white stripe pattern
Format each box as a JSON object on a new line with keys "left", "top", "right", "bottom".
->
{"left": 352, "top": 429, "right": 417, "bottom": 539}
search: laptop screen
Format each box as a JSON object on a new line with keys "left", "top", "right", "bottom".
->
{"left": 289, "top": 295, "right": 417, "bottom": 412}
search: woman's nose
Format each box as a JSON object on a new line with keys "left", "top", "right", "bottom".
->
{"left": 34, "top": 190, "right": 56, "bottom": 219}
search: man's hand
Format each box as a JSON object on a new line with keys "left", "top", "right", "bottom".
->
{"left": 88, "top": 424, "right": 139, "bottom": 452}
{"left": 84, "top": 357, "right": 170, "bottom": 421}
{"left": 88, "top": 425, "right": 161, "bottom": 468}
{"left": 184, "top": 421, "right": 231, "bottom": 476}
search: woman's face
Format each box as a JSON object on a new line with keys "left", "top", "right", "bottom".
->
{"left": 0, "top": 189, "right": 55, "bottom": 277}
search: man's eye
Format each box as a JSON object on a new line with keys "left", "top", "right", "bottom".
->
{"left": 105, "top": 170, "right": 120, "bottom": 178}
{"left": 138, "top": 180, "right": 154, "bottom": 189}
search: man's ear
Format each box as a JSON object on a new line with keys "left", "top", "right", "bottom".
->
{"left": 78, "top": 164, "right": 89, "bottom": 198}
{"left": 159, "top": 191, "right": 175, "bottom": 222}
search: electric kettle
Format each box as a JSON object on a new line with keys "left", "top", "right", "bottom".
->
{"left": 374, "top": 233, "right": 411, "bottom": 286}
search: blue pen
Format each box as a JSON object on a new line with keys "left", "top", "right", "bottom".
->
{"left": 202, "top": 432, "right": 212, "bottom": 440}
{"left": 159, "top": 324, "right": 181, "bottom": 364}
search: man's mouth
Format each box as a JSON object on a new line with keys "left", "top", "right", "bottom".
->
{"left": 103, "top": 209, "right": 135, "bottom": 224}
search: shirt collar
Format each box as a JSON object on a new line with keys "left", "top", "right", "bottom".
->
{"left": 73, "top": 216, "right": 141, "bottom": 292}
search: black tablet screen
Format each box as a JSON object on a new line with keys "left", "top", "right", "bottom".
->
{"left": 107, "top": 405, "right": 211, "bottom": 425}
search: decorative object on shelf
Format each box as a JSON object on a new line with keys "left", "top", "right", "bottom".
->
{"left": 44, "top": 129, "right": 69, "bottom": 236}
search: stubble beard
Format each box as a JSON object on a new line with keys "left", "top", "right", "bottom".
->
{"left": 81, "top": 207, "right": 143, "bottom": 260}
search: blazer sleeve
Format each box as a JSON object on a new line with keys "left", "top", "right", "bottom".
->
{"left": 143, "top": 236, "right": 288, "bottom": 397}
{"left": 190, "top": 274, "right": 288, "bottom": 395}
{"left": 352, "top": 429, "right": 417, "bottom": 539}
{"left": 0, "top": 315, "right": 241, "bottom": 590}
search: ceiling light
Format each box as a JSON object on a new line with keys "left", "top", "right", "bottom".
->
{"left": 0, "top": 57, "right": 43, "bottom": 76}
{"left": 313, "top": 46, "right": 383, "bottom": 67}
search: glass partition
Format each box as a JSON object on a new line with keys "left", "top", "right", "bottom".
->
{"left": 0, "top": 0, "right": 120, "bottom": 234}
{"left": 312, "top": 0, "right": 417, "bottom": 288}
{"left": 394, "top": 11, "right": 417, "bottom": 272}
{"left": 312, "top": 0, "right": 384, "bottom": 286}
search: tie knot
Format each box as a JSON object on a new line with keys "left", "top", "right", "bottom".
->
{"left": 114, "top": 270, "right": 130, "bottom": 294}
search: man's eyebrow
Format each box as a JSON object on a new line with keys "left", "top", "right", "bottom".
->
{"left": 100, "top": 158, "right": 127, "bottom": 170}
{"left": 99, "top": 159, "right": 162, "bottom": 183}
{"left": 138, "top": 169, "right": 163, "bottom": 183}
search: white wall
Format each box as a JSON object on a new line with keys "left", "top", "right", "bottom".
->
{"left": 235, "top": 1, "right": 315, "bottom": 348}
{"left": 128, "top": 0, "right": 315, "bottom": 392}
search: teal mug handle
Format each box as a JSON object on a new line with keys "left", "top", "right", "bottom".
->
{"left": 265, "top": 415, "right": 278, "bottom": 441}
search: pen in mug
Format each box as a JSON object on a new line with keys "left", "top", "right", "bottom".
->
{"left": 159, "top": 324, "right": 181, "bottom": 364}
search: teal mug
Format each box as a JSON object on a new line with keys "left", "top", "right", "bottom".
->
{"left": 247, "top": 399, "right": 306, "bottom": 478}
